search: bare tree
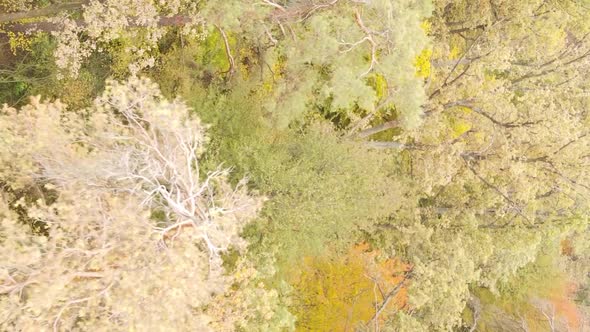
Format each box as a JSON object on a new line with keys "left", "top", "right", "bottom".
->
{"left": 0, "top": 77, "right": 263, "bottom": 330}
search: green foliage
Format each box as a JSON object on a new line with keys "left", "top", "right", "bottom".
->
{"left": 0, "top": 32, "right": 113, "bottom": 108}
{"left": 0, "top": 33, "right": 54, "bottom": 105}
{"left": 496, "top": 250, "right": 565, "bottom": 301}
{"left": 189, "top": 88, "right": 402, "bottom": 268}
{"left": 196, "top": 28, "right": 234, "bottom": 72}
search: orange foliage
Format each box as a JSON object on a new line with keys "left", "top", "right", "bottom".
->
{"left": 519, "top": 282, "right": 582, "bottom": 331}
{"left": 561, "top": 239, "right": 574, "bottom": 257}
{"left": 289, "top": 243, "right": 411, "bottom": 331}
{"left": 549, "top": 282, "right": 581, "bottom": 330}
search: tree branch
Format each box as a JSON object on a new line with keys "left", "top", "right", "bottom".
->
{"left": 215, "top": 25, "right": 236, "bottom": 78}
{"left": 356, "top": 120, "right": 399, "bottom": 138}
{"left": 368, "top": 272, "right": 412, "bottom": 327}
{"left": 462, "top": 156, "right": 533, "bottom": 225}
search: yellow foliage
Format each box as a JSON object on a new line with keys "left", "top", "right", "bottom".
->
{"left": 7, "top": 32, "right": 34, "bottom": 55}
{"left": 457, "top": 106, "right": 472, "bottom": 114}
{"left": 367, "top": 73, "right": 388, "bottom": 100}
{"left": 258, "top": 55, "right": 286, "bottom": 94}
{"left": 420, "top": 20, "right": 432, "bottom": 34}
{"left": 448, "top": 44, "right": 461, "bottom": 60}
{"left": 483, "top": 70, "right": 497, "bottom": 82}
{"left": 290, "top": 243, "right": 410, "bottom": 331}
{"left": 446, "top": 116, "right": 471, "bottom": 139}
{"left": 261, "top": 80, "right": 274, "bottom": 93}
{"left": 414, "top": 48, "right": 433, "bottom": 78}
{"left": 445, "top": 106, "right": 472, "bottom": 139}
{"left": 272, "top": 60, "right": 285, "bottom": 80}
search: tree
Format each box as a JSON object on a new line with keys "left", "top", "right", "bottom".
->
{"left": 408, "top": 0, "right": 590, "bottom": 226}
{"left": 0, "top": 77, "right": 287, "bottom": 330}
{"left": 257, "top": 0, "right": 432, "bottom": 128}
{"left": 289, "top": 243, "right": 410, "bottom": 331}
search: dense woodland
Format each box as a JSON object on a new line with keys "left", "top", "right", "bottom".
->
{"left": 0, "top": 0, "right": 589, "bottom": 331}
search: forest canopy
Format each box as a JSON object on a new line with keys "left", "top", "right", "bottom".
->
{"left": 0, "top": 0, "right": 589, "bottom": 331}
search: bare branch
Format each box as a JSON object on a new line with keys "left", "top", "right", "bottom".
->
{"left": 53, "top": 281, "right": 114, "bottom": 332}
{"left": 260, "top": 0, "right": 286, "bottom": 12}
{"left": 368, "top": 272, "right": 412, "bottom": 327}
{"left": 353, "top": 9, "right": 378, "bottom": 78}
{"left": 215, "top": 25, "right": 236, "bottom": 78}
{"left": 356, "top": 120, "right": 399, "bottom": 138}
{"left": 462, "top": 156, "right": 533, "bottom": 225}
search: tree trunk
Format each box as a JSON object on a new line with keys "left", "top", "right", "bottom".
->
{"left": 2, "top": 15, "right": 193, "bottom": 33}
{"left": 356, "top": 120, "right": 399, "bottom": 138}
{"left": 0, "top": 2, "right": 88, "bottom": 24}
